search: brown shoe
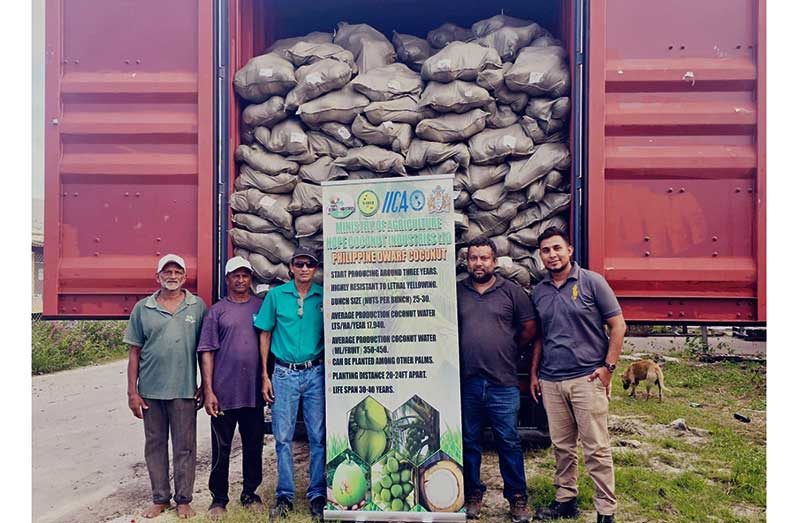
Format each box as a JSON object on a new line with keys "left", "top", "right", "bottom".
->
{"left": 465, "top": 492, "right": 483, "bottom": 520}
{"left": 509, "top": 494, "right": 531, "bottom": 523}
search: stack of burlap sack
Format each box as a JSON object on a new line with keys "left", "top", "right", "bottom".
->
{"left": 230, "top": 15, "right": 572, "bottom": 291}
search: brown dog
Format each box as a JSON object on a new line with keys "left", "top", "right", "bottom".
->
{"left": 621, "top": 360, "right": 669, "bottom": 401}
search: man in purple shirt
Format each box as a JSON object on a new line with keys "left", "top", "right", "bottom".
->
{"left": 198, "top": 256, "right": 265, "bottom": 519}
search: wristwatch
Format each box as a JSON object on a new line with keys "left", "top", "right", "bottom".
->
{"left": 603, "top": 362, "right": 617, "bottom": 373}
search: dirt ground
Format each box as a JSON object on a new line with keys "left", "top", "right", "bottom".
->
{"left": 32, "top": 336, "right": 765, "bottom": 522}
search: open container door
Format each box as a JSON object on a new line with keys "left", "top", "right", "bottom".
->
{"left": 586, "top": 0, "right": 766, "bottom": 323}
{"left": 44, "top": 0, "right": 215, "bottom": 318}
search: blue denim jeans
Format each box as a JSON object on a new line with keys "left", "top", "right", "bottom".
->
{"left": 271, "top": 363, "right": 326, "bottom": 503}
{"left": 461, "top": 376, "right": 527, "bottom": 500}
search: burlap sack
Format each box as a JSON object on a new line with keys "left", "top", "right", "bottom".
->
{"left": 507, "top": 215, "right": 567, "bottom": 247}
{"left": 252, "top": 127, "right": 271, "bottom": 148}
{"left": 264, "top": 119, "right": 310, "bottom": 157}
{"left": 297, "top": 84, "right": 370, "bottom": 126}
{"left": 316, "top": 122, "right": 365, "bottom": 147}
{"left": 230, "top": 189, "right": 294, "bottom": 235}
{"left": 544, "top": 170, "right": 567, "bottom": 191}
{"left": 497, "top": 257, "right": 532, "bottom": 288}
{"left": 476, "top": 66, "right": 505, "bottom": 92}
{"left": 285, "top": 59, "right": 354, "bottom": 110}
{"left": 346, "top": 170, "right": 393, "bottom": 180}
{"left": 454, "top": 212, "right": 469, "bottom": 232}
{"left": 298, "top": 233, "right": 325, "bottom": 254}
{"left": 405, "top": 139, "right": 470, "bottom": 169}
{"left": 298, "top": 157, "right": 349, "bottom": 184}
{"left": 333, "top": 22, "right": 396, "bottom": 73}
{"left": 234, "top": 53, "right": 296, "bottom": 103}
{"left": 504, "top": 143, "right": 571, "bottom": 191}
{"left": 230, "top": 228, "right": 296, "bottom": 264}
{"left": 235, "top": 144, "right": 299, "bottom": 175}
{"left": 286, "top": 182, "right": 322, "bottom": 215}
{"left": 530, "top": 35, "right": 562, "bottom": 48}
{"left": 247, "top": 251, "right": 291, "bottom": 283}
{"left": 351, "top": 115, "right": 413, "bottom": 154}
{"left": 507, "top": 192, "right": 571, "bottom": 232}
{"left": 525, "top": 176, "right": 548, "bottom": 204}
{"left": 489, "top": 235, "right": 511, "bottom": 256}
{"left": 493, "top": 64, "right": 529, "bottom": 111}
{"left": 414, "top": 159, "right": 460, "bottom": 176}
{"left": 421, "top": 42, "right": 502, "bottom": 83}
{"left": 351, "top": 63, "right": 424, "bottom": 101}
{"left": 307, "top": 131, "right": 350, "bottom": 157}
{"left": 231, "top": 212, "right": 284, "bottom": 235}
{"left": 267, "top": 32, "right": 334, "bottom": 59}
{"left": 415, "top": 108, "right": 488, "bottom": 143}
{"left": 294, "top": 212, "right": 323, "bottom": 238}
{"left": 427, "top": 23, "right": 473, "bottom": 49}
{"left": 525, "top": 96, "right": 570, "bottom": 133}
{"left": 333, "top": 145, "right": 408, "bottom": 175}
{"left": 284, "top": 41, "right": 356, "bottom": 72}
{"left": 454, "top": 188, "right": 471, "bottom": 209}
{"left": 485, "top": 103, "right": 519, "bottom": 129}
{"left": 472, "top": 14, "right": 534, "bottom": 37}
{"left": 471, "top": 181, "right": 506, "bottom": 210}
{"left": 392, "top": 32, "right": 432, "bottom": 71}
{"left": 419, "top": 80, "right": 493, "bottom": 114}
{"left": 519, "top": 116, "right": 568, "bottom": 144}
{"left": 468, "top": 124, "right": 535, "bottom": 165}
{"left": 235, "top": 164, "right": 298, "bottom": 194}
{"left": 474, "top": 24, "right": 544, "bottom": 61}
{"left": 505, "top": 46, "right": 570, "bottom": 97}
{"left": 517, "top": 250, "right": 546, "bottom": 281}
{"left": 242, "top": 96, "right": 289, "bottom": 128}
{"left": 241, "top": 124, "right": 255, "bottom": 145}
{"left": 363, "top": 96, "right": 426, "bottom": 125}
{"left": 465, "top": 163, "right": 509, "bottom": 191}
{"left": 462, "top": 195, "right": 525, "bottom": 240}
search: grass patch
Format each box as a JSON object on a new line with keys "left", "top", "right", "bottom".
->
{"left": 32, "top": 320, "right": 128, "bottom": 374}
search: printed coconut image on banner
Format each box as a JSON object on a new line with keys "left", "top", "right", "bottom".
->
{"left": 322, "top": 175, "right": 465, "bottom": 522}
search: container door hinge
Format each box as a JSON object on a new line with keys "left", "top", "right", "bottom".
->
{"left": 217, "top": 65, "right": 226, "bottom": 79}
{"left": 575, "top": 52, "right": 585, "bottom": 66}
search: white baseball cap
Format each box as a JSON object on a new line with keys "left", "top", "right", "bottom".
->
{"left": 157, "top": 254, "right": 186, "bottom": 272}
{"left": 225, "top": 256, "right": 253, "bottom": 275}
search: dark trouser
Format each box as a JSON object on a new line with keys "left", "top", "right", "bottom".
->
{"left": 208, "top": 406, "right": 265, "bottom": 507}
{"left": 142, "top": 398, "right": 197, "bottom": 505}
{"left": 461, "top": 376, "right": 527, "bottom": 501}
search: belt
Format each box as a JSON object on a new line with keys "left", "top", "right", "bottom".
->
{"left": 274, "top": 355, "right": 324, "bottom": 370}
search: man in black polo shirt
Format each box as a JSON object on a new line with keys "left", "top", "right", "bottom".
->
{"left": 457, "top": 238, "right": 537, "bottom": 522}
{"left": 529, "top": 227, "right": 626, "bottom": 523}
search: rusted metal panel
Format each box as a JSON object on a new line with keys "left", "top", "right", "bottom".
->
{"left": 44, "top": 0, "right": 215, "bottom": 317}
{"left": 588, "top": 0, "right": 765, "bottom": 322}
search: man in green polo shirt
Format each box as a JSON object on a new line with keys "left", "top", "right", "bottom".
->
{"left": 124, "top": 254, "right": 207, "bottom": 519}
{"left": 255, "top": 246, "right": 326, "bottom": 522}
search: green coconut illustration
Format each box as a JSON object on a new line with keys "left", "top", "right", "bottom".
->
{"left": 332, "top": 458, "right": 367, "bottom": 507}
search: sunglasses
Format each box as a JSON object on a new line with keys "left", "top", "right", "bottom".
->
{"left": 292, "top": 261, "right": 318, "bottom": 269}
{"left": 297, "top": 297, "right": 304, "bottom": 318}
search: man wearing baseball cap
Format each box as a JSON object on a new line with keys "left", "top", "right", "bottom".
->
{"left": 254, "top": 246, "right": 326, "bottom": 521}
{"left": 123, "top": 254, "right": 208, "bottom": 519}
{"left": 197, "top": 256, "right": 266, "bottom": 519}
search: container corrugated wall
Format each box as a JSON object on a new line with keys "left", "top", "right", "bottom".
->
{"left": 44, "top": 0, "right": 215, "bottom": 317}
{"left": 587, "top": 0, "right": 765, "bottom": 322}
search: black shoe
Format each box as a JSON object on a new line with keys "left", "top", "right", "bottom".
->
{"left": 509, "top": 494, "right": 531, "bottom": 523}
{"left": 597, "top": 514, "right": 615, "bottom": 523}
{"left": 241, "top": 492, "right": 264, "bottom": 513}
{"left": 534, "top": 498, "right": 579, "bottom": 520}
{"left": 269, "top": 497, "right": 293, "bottom": 520}
{"left": 310, "top": 496, "right": 326, "bottom": 521}
{"left": 465, "top": 491, "right": 483, "bottom": 519}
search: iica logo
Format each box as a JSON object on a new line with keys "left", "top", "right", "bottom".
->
{"left": 357, "top": 190, "right": 379, "bottom": 217}
{"left": 381, "top": 189, "right": 425, "bottom": 213}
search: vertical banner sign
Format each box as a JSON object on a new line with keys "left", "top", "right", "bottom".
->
{"left": 322, "top": 176, "right": 465, "bottom": 522}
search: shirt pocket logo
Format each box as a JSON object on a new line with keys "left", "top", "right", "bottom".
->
{"left": 185, "top": 314, "right": 196, "bottom": 324}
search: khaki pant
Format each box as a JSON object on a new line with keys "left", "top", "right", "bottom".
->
{"left": 540, "top": 377, "right": 617, "bottom": 515}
